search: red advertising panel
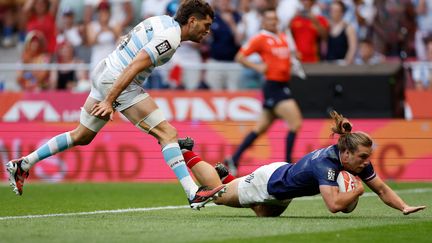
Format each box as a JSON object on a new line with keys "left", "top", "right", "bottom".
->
{"left": 405, "top": 90, "right": 432, "bottom": 119}
{"left": 0, "top": 92, "right": 431, "bottom": 182}
{"left": 0, "top": 91, "right": 262, "bottom": 123}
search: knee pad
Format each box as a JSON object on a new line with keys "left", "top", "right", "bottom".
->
{"left": 80, "top": 108, "right": 107, "bottom": 132}
{"left": 135, "top": 109, "right": 166, "bottom": 133}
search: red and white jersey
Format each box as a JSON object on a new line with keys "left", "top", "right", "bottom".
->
{"left": 239, "top": 30, "right": 291, "bottom": 82}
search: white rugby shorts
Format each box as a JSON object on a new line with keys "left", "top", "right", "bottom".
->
{"left": 89, "top": 60, "right": 149, "bottom": 112}
{"left": 237, "top": 162, "right": 292, "bottom": 207}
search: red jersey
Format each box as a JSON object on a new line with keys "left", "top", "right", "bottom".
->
{"left": 239, "top": 30, "right": 291, "bottom": 82}
{"left": 27, "top": 13, "right": 57, "bottom": 54}
{"left": 290, "top": 15, "right": 329, "bottom": 63}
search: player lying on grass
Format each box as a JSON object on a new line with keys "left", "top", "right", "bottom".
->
{"left": 179, "top": 111, "right": 426, "bottom": 217}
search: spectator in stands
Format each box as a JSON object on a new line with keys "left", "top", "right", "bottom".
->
{"left": 325, "top": 1, "right": 357, "bottom": 65}
{"left": 413, "top": 0, "right": 432, "bottom": 61}
{"left": 84, "top": 0, "right": 133, "bottom": 33}
{"left": 351, "top": 0, "right": 376, "bottom": 41}
{"left": 237, "top": 0, "right": 269, "bottom": 89}
{"left": 165, "top": 0, "right": 180, "bottom": 17}
{"left": 57, "top": 7, "right": 84, "bottom": 50}
{"left": 86, "top": 1, "right": 120, "bottom": 68}
{"left": 324, "top": 0, "right": 376, "bottom": 40}
{"left": 290, "top": 0, "right": 329, "bottom": 63}
{"left": 354, "top": 38, "right": 385, "bottom": 65}
{"left": 412, "top": 37, "right": 432, "bottom": 90}
{"left": 141, "top": 0, "right": 171, "bottom": 19}
{"left": 0, "top": 0, "right": 25, "bottom": 48}
{"left": 239, "top": 0, "right": 269, "bottom": 42}
{"left": 57, "top": 6, "right": 89, "bottom": 63}
{"left": 317, "top": 0, "right": 332, "bottom": 18}
{"left": 204, "top": 0, "right": 242, "bottom": 90}
{"left": 23, "top": 0, "right": 58, "bottom": 54}
{"left": 277, "top": 0, "right": 302, "bottom": 30}
{"left": 372, "top": 0, "right": 417, "bottom": 58}
{"left": 50, "top": 41, "right": 87, "bottom": 91}
{"left": 17, "top": 30, "right": 52, "bottom": 91}
{"left": 339, "top": 0, "right": 357, "bottom": 24}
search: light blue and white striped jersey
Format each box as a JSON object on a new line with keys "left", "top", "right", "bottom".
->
{"left": 104, "top": 15, "right": 181, "bottom": 86}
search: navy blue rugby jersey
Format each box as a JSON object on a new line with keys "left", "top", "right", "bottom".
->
{"left": 267, "top": 145, "right": 376, "bottom": 200}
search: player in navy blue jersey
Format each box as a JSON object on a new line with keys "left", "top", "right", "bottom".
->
{"left": 179, "top": 111, "right": 426, "bottom": 216}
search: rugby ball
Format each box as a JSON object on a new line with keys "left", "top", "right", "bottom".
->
{"left": 337, "top": 170, "right": 358, "bottom": 213}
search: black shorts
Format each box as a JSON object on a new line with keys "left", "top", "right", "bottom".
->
{"left": 262, "top": 81, "right": 293, "bottom": 110}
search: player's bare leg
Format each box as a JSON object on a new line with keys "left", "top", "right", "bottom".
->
{"left": 213, "top": 179, "right": 243, "bottom": 207}
{"left": 190, "top": 162, "right": 223, "bottom": 189}
{"left": 212, "top": 178, "right": 289, "bottom": 217}
{"left": 274, "top": 99, "right": 302, "bottom": 162}
{"left": 177, "top": 138, "right": 222, "bottom": 188}
{"left": 225, "top": 109, "right": 276, "bottom": 175}
{"left": 122, "top": 97, "right": 225, "bottom": 209}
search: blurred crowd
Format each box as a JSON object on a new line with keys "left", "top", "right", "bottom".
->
{"left": 0, "top": 0, "right": 431, "bottom": 92}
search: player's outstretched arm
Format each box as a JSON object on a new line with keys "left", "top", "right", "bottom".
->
{"left": 366, "top": 176, "right": 426, "bottom": 215}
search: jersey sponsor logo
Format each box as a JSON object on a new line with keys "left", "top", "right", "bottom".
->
{"left": 244, "top": 173, "right": 255, "bottom": 183}
{"left": 169, "top": 158, "right": 185, "bottom": 169}
{"left": 327, "top": 168, "right": 336, "bottom": 181}
{"left": 156, "top": 40, "right": 171, "bottom": 55}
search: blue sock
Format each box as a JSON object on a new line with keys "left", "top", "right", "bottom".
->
{"left": 162, "top": 143, "right": 198, "bottom": 200}
{"left": 286, "top": 131, "right": 297, "bottom": 163}
{"left": 22, "top": 132, "right": 74, "bottom": 171}
{"left": 232, "top": 131, "right": 258, "bottom": 166}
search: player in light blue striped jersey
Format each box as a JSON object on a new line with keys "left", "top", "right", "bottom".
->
{"left": 7, "top": 0, "right": 225, "bottom": 210}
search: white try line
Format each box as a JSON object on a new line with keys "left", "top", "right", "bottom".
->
{"left": 1, "top": 188, "right": 431, "bottom": 221}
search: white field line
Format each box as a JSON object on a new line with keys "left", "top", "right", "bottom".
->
{"left": 1, "top": 188, "right": 431, "bottom": 221}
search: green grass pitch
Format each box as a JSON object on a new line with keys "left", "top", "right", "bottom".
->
{"left": 0, "top": 182, "right": 431, "bottom": 243}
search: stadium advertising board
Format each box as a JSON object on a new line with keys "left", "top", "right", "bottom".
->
{"left": 0, "top": 92, "right": 431, "bottom": 182}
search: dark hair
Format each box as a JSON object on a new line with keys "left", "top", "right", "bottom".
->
{"left": 360, "top": 38, "right": 373, "bottom": 45}
{"left": 333, "top": 0, "right": 347, "bottom": 14}
{"left": 423, "top": 35, "right": 432, "bottom": 45}
{"left": 97, "top": 1, "right": 111, "bottom": 11}
{"left": 330, "top": 110, "right": 373, "bottom": 153}
{"left": 174, "top": 0, "right": 214, "bottom": 25}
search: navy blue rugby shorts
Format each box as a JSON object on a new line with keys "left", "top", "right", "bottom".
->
{"left": 262, "top": 80, "right": 293, "bottom": 109}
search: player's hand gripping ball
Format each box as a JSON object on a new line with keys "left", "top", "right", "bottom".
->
{"left": 337, "top": 171, "right": 359, "bottom": 213}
